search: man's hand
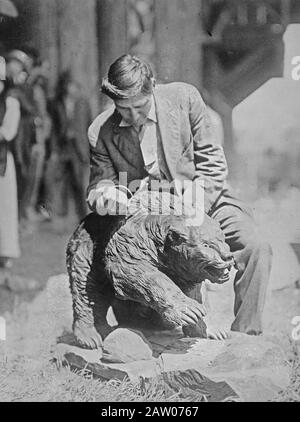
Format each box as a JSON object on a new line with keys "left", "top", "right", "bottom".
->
{"left": 96, "top": 186, "right": 129, "bottom": 216}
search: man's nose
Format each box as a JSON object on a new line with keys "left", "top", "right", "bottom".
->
{"left": 128, "top": 109, "right": 138, "bottom": 122}
{"left": 130, "top": 110, "right": 139, "bottom": 122}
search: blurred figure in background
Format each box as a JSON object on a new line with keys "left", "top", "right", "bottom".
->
{"left": 26, "top": 57, "right": 52, "bottom": 221}
{"left": 0, "top": 75, "right": 37, "bottom": 291}
{"left": 48, "top": 71, "right": 91, "bottom": 223}
{"left": 5, "top": 49, "right": 38, "bottom": 223}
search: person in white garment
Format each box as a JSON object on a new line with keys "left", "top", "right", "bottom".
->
{"left": 0, "top": 79, "right": 21, "bottom": 267}
{"left": 0, "top": 77, "right": 38, "bottom": 292}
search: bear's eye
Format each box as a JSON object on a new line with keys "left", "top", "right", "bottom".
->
{"left": 203, "top": 243, "right": 209, "bottom": 248}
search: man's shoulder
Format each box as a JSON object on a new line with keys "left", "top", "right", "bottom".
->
{"left": 156, "top": 82, "right": 200, "bottom": 99}
{"left": 88, "top": 106, "right": 117, "bottom": 148}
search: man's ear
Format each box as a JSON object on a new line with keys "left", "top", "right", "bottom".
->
{"left": 151, "top": 78, "right": 156, "bottom": 89}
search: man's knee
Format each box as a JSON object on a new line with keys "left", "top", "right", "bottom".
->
{"left": 245, "top": 228, "right": 272, "bottom": 258}
{"left": 234, "top": 219, "right": 273, "bottom": 273}
{"left": 236, "top": 215, "right": 270, "bottom": 252}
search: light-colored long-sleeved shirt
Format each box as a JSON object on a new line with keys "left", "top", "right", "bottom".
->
{"left": 118, "top": 95, "right": 161, "bottom": 180}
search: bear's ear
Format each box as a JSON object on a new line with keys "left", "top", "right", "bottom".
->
{"left": 165, "top": 226, "right": 189, "bottom": 247}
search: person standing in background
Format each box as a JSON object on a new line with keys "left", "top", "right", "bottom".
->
{"left": 5, "top": 50, "right": 38, "bottom": 223}
{"left": 0, "top": 77, "right": 38, "bottom": 291}
{"left": 49, "top": 71, "right": 91, "bottom": 223}
{"left": 0, "top": 79, "right": 20, "bottom": 269}
{"left": 26, "top": 58, "right": 52, "bottom": 221}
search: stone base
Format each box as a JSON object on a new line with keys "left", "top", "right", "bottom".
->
{"left": 53, "top": 328, "right": 290, "bottom": 402}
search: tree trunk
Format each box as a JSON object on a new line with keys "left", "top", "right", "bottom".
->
{"left": 29, "top": 0, "right": 60, "bottom": 93}
{"left": 56, "top": 0, "right": 100, "bottom": 114}
{"left": 154, "top": 0, "right": 204, "bottom": 88}
{"left": 97, "top": 0, "right": 127, "bottom": 109}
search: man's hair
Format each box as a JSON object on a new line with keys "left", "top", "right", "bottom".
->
{"left": 101, "top": 54, "right": 155, "bottom": 100}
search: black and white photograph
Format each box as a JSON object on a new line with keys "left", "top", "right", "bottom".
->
{"left": 0, "top": 0, "right": 300, "bottom": 404}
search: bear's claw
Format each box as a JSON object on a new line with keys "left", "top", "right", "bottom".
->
{"left": 73, "top": 321, "right": 103, "bottom": 350}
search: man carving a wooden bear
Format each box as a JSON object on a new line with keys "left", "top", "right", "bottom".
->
{"left": 67, "top": 55, "right": 272, "bottom": 349}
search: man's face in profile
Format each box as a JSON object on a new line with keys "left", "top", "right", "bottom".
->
{"left": 114, "top": 92, "right": 152, "bottom": 129}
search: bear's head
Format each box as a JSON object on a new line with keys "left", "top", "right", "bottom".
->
{"left": 161, "top": 214, "right": 234, "bottom": 285}
{"left": 129, "top": 189, "right": 234, "bottom": 285}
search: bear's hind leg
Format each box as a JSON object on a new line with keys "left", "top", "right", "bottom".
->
{"left": 67, "top": 220, "right": 114, "bottom": 349}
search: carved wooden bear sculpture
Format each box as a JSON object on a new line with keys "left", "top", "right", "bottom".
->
{"left": 66, "top": 191, "right": 234, "bottom": 349}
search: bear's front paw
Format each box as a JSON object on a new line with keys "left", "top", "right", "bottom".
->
{"left": 182, "top": 319, "right": 207, "bottom": 338}
{"left": 163, "top": 296, "right": 207, "bottom": 327}
{"left": 206, "top": 326, "right": 229, "bottom": 341}
{"left": 73, "top": 321, "right": 103, "bottom": 350}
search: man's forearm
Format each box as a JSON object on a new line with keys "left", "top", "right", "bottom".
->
{"left": 193, "top": 144, "right": 228, "bottom": 213}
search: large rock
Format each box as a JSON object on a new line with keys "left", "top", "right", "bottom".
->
{"left": 53, "top": 341, "right": 160, "bottom": 381}
{"left": 156, "top": 333, "right": 290, "bottom": 402}
{"left": 103, "top": 328, "right": 153, "bottom": 363}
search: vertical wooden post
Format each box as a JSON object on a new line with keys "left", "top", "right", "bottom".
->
{"left": 29, "top": 0, "right": 60, "bottom": 93}
{"left": 56, "top": 0, "right": 100, "bottom": 114}
{"left": 97, "top": 0, "right": 128, "bottom": 108}
{"left": 15, "top": 0, "right": 99, "bottom": 112}
{"left": 154, "top": 0, "right": 204, "bottom": 88}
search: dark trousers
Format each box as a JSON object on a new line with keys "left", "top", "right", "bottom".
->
{"left": 210, "top": 203, "right": 272, "bottom": 334}
{"left": 188, "top": 199, "right": 272, "bottom": 335}
{"left": 19, "top": 145, "right": 46, "bottom": 214}
{"left": 47, "top": 156, "right": 89, "bottom": 221}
